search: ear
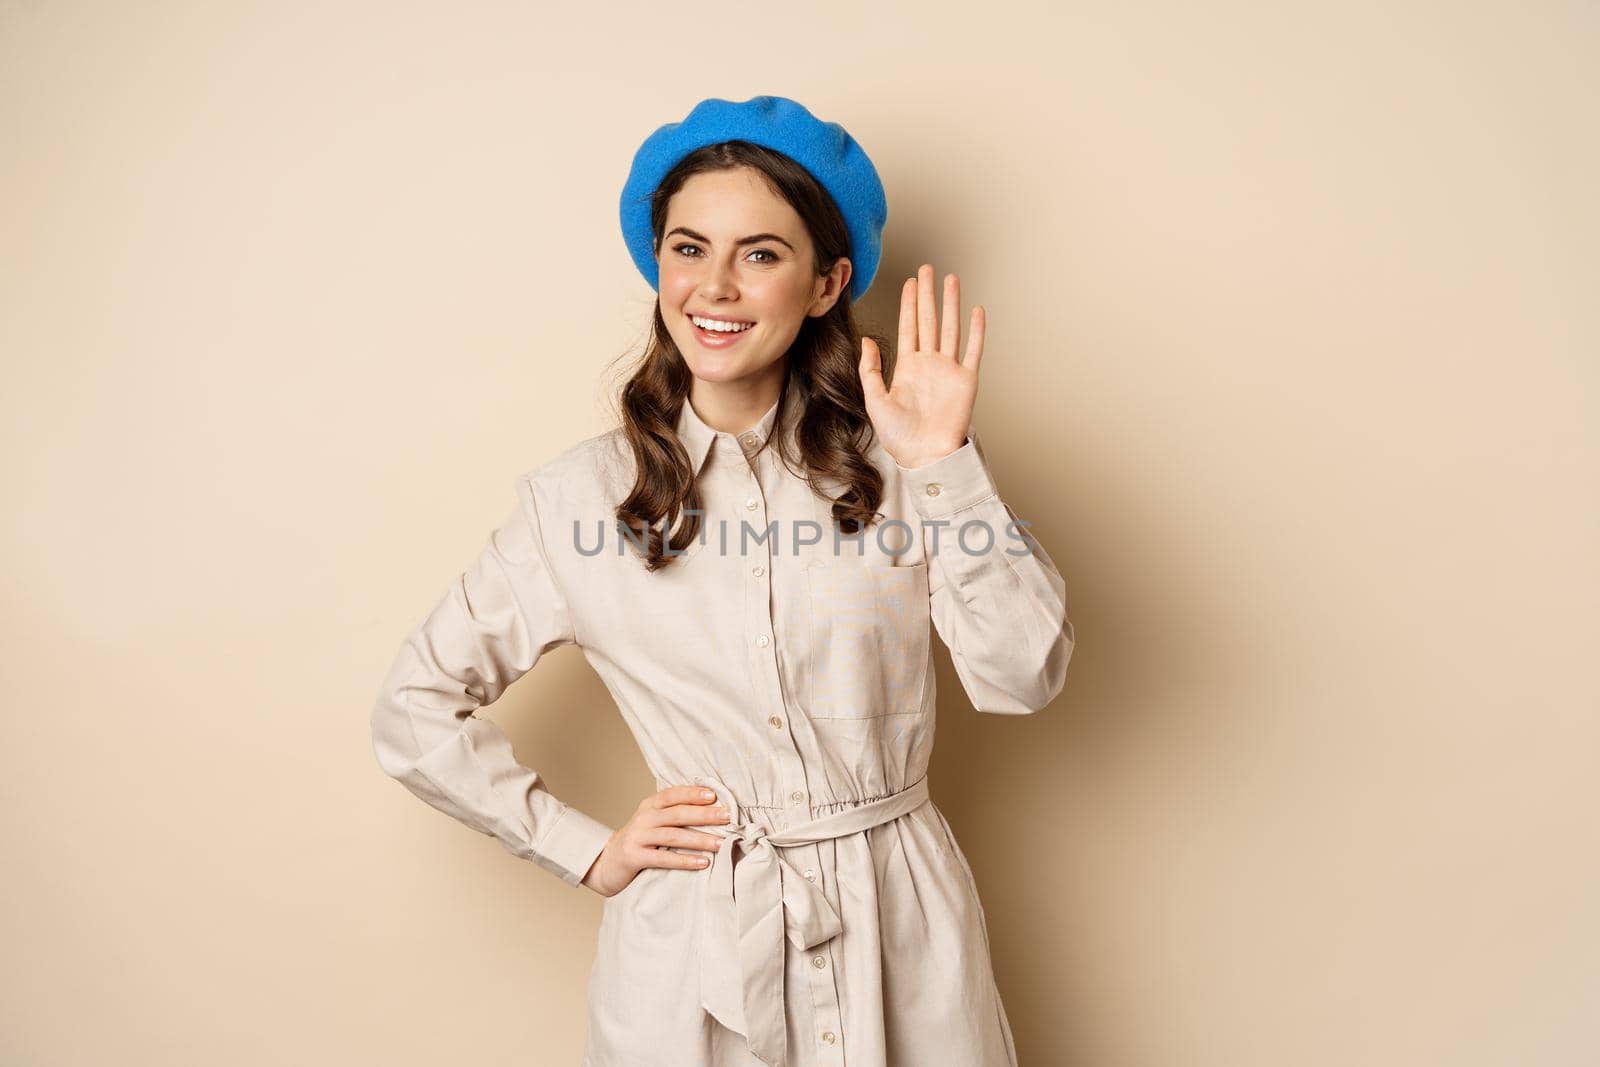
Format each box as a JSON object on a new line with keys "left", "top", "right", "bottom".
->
{"left": 807, "top": 257, "right": 853, "bottom": 317}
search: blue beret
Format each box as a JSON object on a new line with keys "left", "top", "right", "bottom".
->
{"left": 619, "top": 95, "right": 888, "bottom": 304}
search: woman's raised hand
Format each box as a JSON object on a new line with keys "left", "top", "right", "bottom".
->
{"left": 858, "top": 262, "right": 984, "bottom": 470}
{"left": 580, "top": 784, "right": 731, "bottom": 897}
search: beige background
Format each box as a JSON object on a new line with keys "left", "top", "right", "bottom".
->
{"left": 3, "top": 1, "right": 1595, "bottom": 1064}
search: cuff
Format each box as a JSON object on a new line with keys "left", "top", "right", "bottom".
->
{"left": 533, "top": 805, "right": 615, "bottom": 889}
{"left": 895, "top": 436, "right": 999, "bottom": 520}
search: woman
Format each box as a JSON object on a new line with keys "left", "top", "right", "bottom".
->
{"left": 370, "top": 95, "right": 1075, "bottom": 1067}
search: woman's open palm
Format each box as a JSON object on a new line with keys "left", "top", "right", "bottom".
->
{"left": 859, "top": 263, "right": 984, "bottom": 469}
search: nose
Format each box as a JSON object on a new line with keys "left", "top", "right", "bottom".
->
{"left": 699, "top": 257, "right": 739, "bottom": 300}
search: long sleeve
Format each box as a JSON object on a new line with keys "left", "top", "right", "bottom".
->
{"left": 895, "top": 425, "right": 1076, "bottom": 714}
{"left": 369, "top": 472, "right": 615, "bottom": 888}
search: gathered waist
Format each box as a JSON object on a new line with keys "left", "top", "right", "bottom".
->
{"left": 682, "top": 773, "right": 932, "bottom": 837}
{"left": 658, "top": 772, "right": 929, "bottom": 828}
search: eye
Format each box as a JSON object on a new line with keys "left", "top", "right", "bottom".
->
{"left": 670, "top": 243, "right": 780, "bottom": 264}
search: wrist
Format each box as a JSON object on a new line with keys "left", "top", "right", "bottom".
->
{"left": 896, "top": 438, "right": 968, "bottom": 470}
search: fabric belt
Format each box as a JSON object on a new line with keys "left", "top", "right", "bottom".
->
{"left": 692, "top": 773, "right": 933, "bottom": 1067}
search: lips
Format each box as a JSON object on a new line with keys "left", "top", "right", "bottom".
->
{"left": 688, "top": 314, "right": 755, "bottom": 347}
{"left": 689, "top": 314, "right": 754, "bottom": 329}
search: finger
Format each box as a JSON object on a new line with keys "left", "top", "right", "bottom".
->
{"left": 939, "top": 273, "right": 959, "bottom": 356}
{"left": 658, "top": 802, "right": 731, "bottom": 825}
{"left": 963, "top": 305, "right": 985, "bottom": 371}
{"left": 637, "top": 844, "right": 714, "bottom": 869}
{"left": 652, "top": 785, "right": 718, "bottom": 811}
{"left": 917, "top": 264, "right": 936, "bottom": 352}
{"left": 644, "top": 827, "right": 726, "bottom": 853}
{"left": 897, "top": 276, "right": 917, "bottom": 356}
{"left": 859, "top": 337, "right": 889, "bottom": 404}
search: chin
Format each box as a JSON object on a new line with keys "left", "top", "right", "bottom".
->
{"left": 681, "top": 355, "right": 756, "bottom": 383}
{"left": 675, "top": 341, "right": 748, "bottom": 376}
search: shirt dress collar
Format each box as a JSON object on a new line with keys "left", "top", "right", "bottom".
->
{"left": 674, "top": 378, "right": 795, "bottom": 474}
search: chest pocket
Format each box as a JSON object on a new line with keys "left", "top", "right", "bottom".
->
{"left": 803, "top": 558, "right": 931, "bottom": 718}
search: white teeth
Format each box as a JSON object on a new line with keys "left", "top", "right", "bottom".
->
{"left": 691, "top": 315, "right": 753, "bottom": 333}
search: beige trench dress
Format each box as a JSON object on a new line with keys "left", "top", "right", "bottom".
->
{"left": 370, "top": 376, "right": 1076, "bottom": 1067}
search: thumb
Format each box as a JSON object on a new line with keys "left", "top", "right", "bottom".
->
{"left": 859, "top": 337, "right": 887, "bottom": 403}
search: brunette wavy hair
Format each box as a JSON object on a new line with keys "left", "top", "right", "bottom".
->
{"left": 609, "top": 140, "right": 893, "bottom": 572}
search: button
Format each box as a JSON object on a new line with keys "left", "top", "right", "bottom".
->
{"left": 790, "top": 790, "right": 804, "bottom": 803}
{"left": 752, "top": 565, "right": 764, "bottom": 577}
{"left": 768, "top": 715, "right": 783, "bottom": 729}
{"left": 741, "top": 432, "right": 758, "bottom": 446}
{"left": 745, "top": 497, "right": 759, "bottom": 510}
{"left": 821, "top": 1031, "right": 836, "bottom": 1045}
{"left": 757, "top": 634, "right": 771, "bottom": 648}
{"left": 925, "top": 483, "right": 942, "bottom": 497}
{"left": 803, "top": 868, "right": 817, "bottom": 881}
{"left": 812, "top": 954, "right": 827, "bottom": 969}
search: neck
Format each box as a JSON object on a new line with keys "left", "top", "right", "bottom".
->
{"left": 687, "top": 360, "right": 787, "bottom": 436}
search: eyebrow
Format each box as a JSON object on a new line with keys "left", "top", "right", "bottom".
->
{"left": 665, "top": 226, "right": 796, "bottom": 253}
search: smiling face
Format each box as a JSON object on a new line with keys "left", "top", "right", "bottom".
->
{"left": 657, "top": 166, "right": 849, "bottom": 388}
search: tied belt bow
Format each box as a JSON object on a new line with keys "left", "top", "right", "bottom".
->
{"left": 693, "top": 774, "right": 932, "bottom": 1067}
